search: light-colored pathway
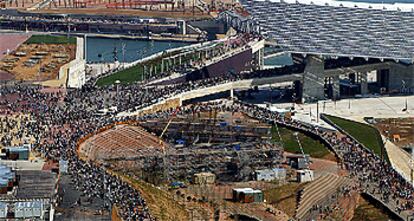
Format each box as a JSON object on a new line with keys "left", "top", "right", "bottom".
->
{"left": 289, "top": 95, "right": 414, "bottom": 186}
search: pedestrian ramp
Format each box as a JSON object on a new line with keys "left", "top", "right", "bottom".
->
{"left": 295, "top": 173, "right": 350, "bottom": 220}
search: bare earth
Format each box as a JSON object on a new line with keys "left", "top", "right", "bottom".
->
{"left": 0, "top": 43, "right": 75, "bottom": 81}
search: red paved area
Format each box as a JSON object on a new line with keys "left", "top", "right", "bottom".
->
{"left": 42, "top": 160, "right": 59, "bottom": 171}
{"left": 0, "top": 71, "right": 14, "bottom": 81}
{"left": 0, "top": 33, "right": 30, "bottom": 60}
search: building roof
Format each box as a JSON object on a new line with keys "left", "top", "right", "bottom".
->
{"left": 79, "top": 124, "right": 166, "bottom": 162}
{"left": 15, "top": 170, "right": 56, "bottom": 199}
{"left": 256, "top": 168, "right": 286, "bottom": 173}
{"left": 15, "top": 201, "right": 43, "bottom": 209}
{"left": 194, "top": 172, "right": 215, "bottom": 176}
{"left": 240, "top": 0, "right": 414, "bottom": 61}
{"left": 233, "top": 188, "right": 262, "bottom": 193}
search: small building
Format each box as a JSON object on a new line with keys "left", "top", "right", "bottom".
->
{"left": 0, "top": 164, "right": 55, "bottom": 220}
{"left": 0, "top": 165, "right": 15, "bottom": 193}
{"left": 232, "top": 188, "right": 263, "bottom": 203}
{"left": 59, "top": 160, "right": 68, "bottom": 174}
{"left": 0, "top": 202, "right": 7, "bottom": 218}
{"left": 15, "top": 201, "right": 44, "bottom": 219}
{"left": 2, "top": 146, "right": 29, "bottom": 161}
{"left": 287, "top": 154, "right": 310, "bottom": 169}
{"left": 297, "top": 169, "right": 314, "bottom": 183}
{"left": 255, "top": 168, "right": 286, "bottom": 182}
{"left": 193, "top": 172, "right": 216, "bottom": 185}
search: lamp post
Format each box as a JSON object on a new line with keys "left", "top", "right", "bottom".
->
{"left": 115, "top": 80, "right": 121, "bottom": 110}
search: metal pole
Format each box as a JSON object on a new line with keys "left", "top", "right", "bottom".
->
{"left": 316, "top": 101, "right": 319, "bottom": 123}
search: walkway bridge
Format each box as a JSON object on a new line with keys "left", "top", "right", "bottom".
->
{"left": 119, "top": 56, "right": 408, "bottom": 117}
{"left": 117, "top": 73, "right": 302, "bottom": 117}
{"left": 258, "top": 111, "right": 412, "bottom": 221}
{"left": 121, "top": 96, "right": 414, "bottom": 220}
{"left": 117, "top": 81, "right": 414, "bottom": 220}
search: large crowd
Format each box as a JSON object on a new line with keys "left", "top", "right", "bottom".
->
{"left": 0, "top": 56, "right": 413, "bottom": 220}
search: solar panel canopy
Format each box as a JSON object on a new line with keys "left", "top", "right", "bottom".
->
{"left": 240, "top": 0, "right": 414, "bottom": 61}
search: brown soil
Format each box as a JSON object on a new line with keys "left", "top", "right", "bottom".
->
{"left": 374, "top": 118, "right": 414, "bottom": 148}
{"left": 321, "top": 151, "right": 338, "bottom": 162}
{"left": 116, "top": 173, "right": 190, "bottom": 221}
{"left": 182, "top": 182, "right": 290, "bottom": 221}
{"left": 1, "top": 0, "right": 44, "bottom": 9}
{"left": 0, "top": 43, "right": 75, "bottom": 81}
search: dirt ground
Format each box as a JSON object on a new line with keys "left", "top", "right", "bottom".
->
{"left": 1, "top": 0, "right": 44, "bottom": 9}
{"left": 181, "top": 181, "right": 290, "bottom": 221}
{"left": 374, "top": 118, "right": 414, "bottom": 149}
{"left": 0, "top": 43, "right": 75, "bottom": 81}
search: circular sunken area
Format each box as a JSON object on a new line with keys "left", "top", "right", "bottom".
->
{"left": 78, "top": 124, "right": 166, "bottom": 162}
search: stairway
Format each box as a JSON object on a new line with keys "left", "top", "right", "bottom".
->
{"left": 295, "top": 173, "right": 350, "bottom": 220}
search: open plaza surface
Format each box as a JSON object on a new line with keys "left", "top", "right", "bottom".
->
{"left": 0, "top": 0, "right": 413, "bottom": 220}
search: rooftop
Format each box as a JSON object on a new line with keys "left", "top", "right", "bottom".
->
{"left": 15, "top": 170, "right": 56, "bottom": 199}
{"left": 240, "top": 0, "right": 414, "bottom": 61}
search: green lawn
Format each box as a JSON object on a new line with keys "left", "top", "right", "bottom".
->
{"left": 96, "top": 65, "right": 144, "bottom": 86}
{"left": 272, "top": 126, "right": 331, "bottom": 159}
{"left": 95, "top": 46, "right": 203, "bottom": 86}
{"left": 324, "top": 115, "right": 387, "bottom": 160}
{"left": 25, "top": 35, "right": 76, "bottom": 44}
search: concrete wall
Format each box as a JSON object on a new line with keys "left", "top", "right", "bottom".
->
{"left": 66, "top": 37, "right": 86, "bottom": 88}
{"left": 302, "top": 56, "right": 325, "bottom": 102}
{"left": 188, "top": 20, "right": 227, "bottom": 40}
{"left": 67, "top": 59, "right": 86, "bottom": 88}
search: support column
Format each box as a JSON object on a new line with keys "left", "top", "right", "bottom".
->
{"left": 331, "top": 75, "right": 340, "bottom": 100}
{"left": 359, "top": 72, "right": 368, "bottom": 95}
{"left": 230, "top": 88, "right": 234, "bottom": 99}
{"left": 302, "top": 56, "right": 325, "bottom": 103}
{"left": 258, "top": 48, "right": 264, "bottom": 70}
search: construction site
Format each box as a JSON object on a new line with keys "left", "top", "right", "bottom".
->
{"left": 78, "top": 110, "right": 284, "bottom": 184}
{"left": 73, "top": 101, "right": 372, "bottom": 221}
{"left": 0, "top": 35, "right": 75, "bottom": 82}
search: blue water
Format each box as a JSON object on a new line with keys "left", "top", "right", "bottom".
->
{"left": 86, "top": 37, "right": 189, "bottom": 62}
{"left": 264, "top": 54, "right": 293, "bottom": 66}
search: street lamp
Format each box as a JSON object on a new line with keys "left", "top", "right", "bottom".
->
{"left": 115, "top": 80, "right": 121, "bottom": 109}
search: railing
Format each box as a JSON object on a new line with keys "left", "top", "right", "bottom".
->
{"left": 317, "top": 114, "right": 410, "bottom": 221}
{"left": 240, "top": 105, "right": 410, "bottom": 220}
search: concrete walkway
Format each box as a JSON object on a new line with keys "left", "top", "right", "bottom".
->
{"left": 295, "top": 95, "right": 414, "bottom": 123}
{"left": 383, "top": 137, "right": 413, "bottom": 186}
{"left": 290, "top": 95, "right": 414, "bottom": 187}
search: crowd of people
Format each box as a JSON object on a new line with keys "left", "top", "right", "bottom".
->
{"left": 146, "top": 100, "right": 414, "bottom": 219}
{"left": 0, "top": 14, "right": 171, "bottom": 27}
{"left": 0, "top": 83, "right": 158, "bottom": 220}
{"left": 0, "top": 58, "right": 413, "bottom": 220}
